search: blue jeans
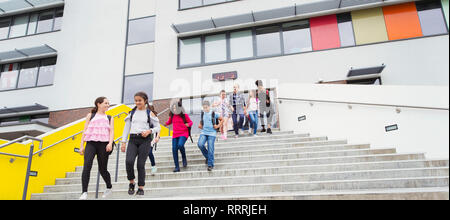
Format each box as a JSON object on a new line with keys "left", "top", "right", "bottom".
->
{"left": 232, "top": 113, "right": 245, "bottom": 135}
{"left": 249, "top": 111, "right": 258, "bottom": 134}
{"left": 148, "top": 146, "right": 155, "bottom": 167}
{"left": 172, "top": 136, "right": 188, "bottom": 170}
{"left": 197, "top": 134, "right": 216, "bottom": 167}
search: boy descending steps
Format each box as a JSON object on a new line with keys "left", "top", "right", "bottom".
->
{"left": 197, "top": 101, "right": 223, "bottom": 171}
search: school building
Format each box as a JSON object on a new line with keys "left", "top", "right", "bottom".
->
{"left": 0, "top": 0, "right": 449, "bottom": 200}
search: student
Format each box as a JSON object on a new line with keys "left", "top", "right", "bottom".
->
{"left": 165, "top": 99, "right": 193, "bottom": 172}
{"left": 256, "top": 80, "right": 273, "bottom": 134}
{"left": 79, "top": 97, "right": 114, "bottom": 200}
{"left": 121, "top": 92, "right": 160, "bottom": 196}
{"left": 197, "top": 101, "right": 222, "bottom": 171}
{"left": 247, "top": 90, "right": 259, "bottom": 136}
{"left": 148, "top": 131, "right": 160, "bottom": 176}
{"left": 229, "top": 84, "right": 247, "bottom": 138}
{"left": 213, "top": 90, "right": 232, "bottom": 140}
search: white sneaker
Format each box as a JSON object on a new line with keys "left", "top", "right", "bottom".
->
{"left": 79, "top": 192, "right": 88, "bottom": 200}
{"left": 102, "top": 189, "right": 112, "bottom": 199}
{"left": 151, "top": 167, "right": 157, "bottom": 176}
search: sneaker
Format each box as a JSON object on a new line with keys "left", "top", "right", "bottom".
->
{"left": 102, "top": 189, "right": 112, "bottom": 199}
{"left": 136, "top": 188, "right": 144, "bottom": 196}
{"left": 182, "top": 160, "right": 188, "bottom": 168}
{"left": 173, "top": 168, "right": 180, "bottom": 173}
{"left": 128, "top": 183, "right": 136, "bottom": 195}
{"left": 220, "top": 135, "right": 226, "bottom": 140}
{"left": 261, "top": 128, "right": 266, "bottom": 133}
{"left": 151, "top": 167, "right": 157, "bottom": 176}
{"left": 79, "top": 192, "right": 88, "bottom": 200}
{"left": 207, "top": 166, "right": 213, "bottom": 172}
{"left": 267, "top": 128, "right": 272, "bottom": 134}
{"left": 234, "top": 135, "right": 239, "bottom": 139}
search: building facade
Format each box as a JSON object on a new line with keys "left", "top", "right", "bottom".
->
{"left": 0, "top": 0, "right": 449, "bottom": 141}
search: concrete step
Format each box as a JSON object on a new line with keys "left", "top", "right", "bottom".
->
{"left": 56, "top": 159, "right": 450, "bottom": 185}
{"left": 31, "top": 176, "right": 449, "bottom": 200}
{"left": 157, "top": 129, "right": 286, "bottom": 141}
{"left": 44, "top": 167, "right": 449, "bottom": 193}
{"left": 117, "top": 135, "right": 327, "bottom": 156}
{"left": 65, "top": 153, "right": 426, "bottom": 178}
{"left": 78, "top": 147, "right": 394, "bottom": 172}
{"left": 137, "top": 187, "right": 449, "bottom": 200}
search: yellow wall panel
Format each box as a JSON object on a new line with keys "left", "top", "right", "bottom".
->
{"left": 352, "top": 8, "right": 389, "bottom": 45}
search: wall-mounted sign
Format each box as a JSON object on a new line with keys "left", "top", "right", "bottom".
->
{"left": 74, "top": 148, "right": 80, "bottom": 153}
{"left": 29, "top": 171, "right": 38, "bottom": 177}
{"left": 212, "top": 71, "right": 238, "bottom": 81}
{"left": 298, "top": 116, "right": 306, "bottom": 122}
{"left": 385, "top": 124, "right": 399, "bottom": 132}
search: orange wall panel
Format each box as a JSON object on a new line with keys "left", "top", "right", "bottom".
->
{"left": 383, "top": 2, "right": 423, "bottom": 40}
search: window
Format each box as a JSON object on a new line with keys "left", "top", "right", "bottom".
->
{"left": 128, "top": 16, "right": 156, "bottom": 45}
{"left": 37, "top": 58, "right": 57, "bottom": 87}
{"left": 27, "top": 13, "right": 39, "bottom": 35}
{"left": 123, "top": 73, "right": 154, "bottom": 104}
{"left": 282, "top": 20, "right": 312, "bottom": 54}
{"left": 37, "top": 10, "right": 55, "bottom": 33}
{"left": 0, "top": 18, "right": 11, "bottom": 40}
{"left": 337, "top": 13, "right": 356, "bottom": 47}
{"left": 0, "top": 64, "right": 19, "bottom": 91}
{"left": 53, "top": 8, "right": 64, "bottom": 31}
{"left": 18, "top": 61, "right": 40, "bottom": 89}
{"left": 205, "top": 34, "right": 227, "bottom": 63}
{"left": 230, "top": 30, "right": 254, "bottom": 60}
{"left": 416, "top": 0, "right": 448, "bottom": 36}
{"left": 179, "top": 37, "right": 201, "bottom": 66}
{"left": 9, "top": 15, "right": 29, "bottom": 38}
{"left": 256, "top": 26, "right": 282, "bottom": 57}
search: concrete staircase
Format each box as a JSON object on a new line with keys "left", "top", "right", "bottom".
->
{"left": 31, "top": 131, "right": 449, "bottom": 200}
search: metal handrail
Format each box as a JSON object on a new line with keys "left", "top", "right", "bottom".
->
{"left": 277, "top": 98, "right": 449, "bottom": 111}
{"left": 0, "top": 136, "right": 43, "bottom": 158}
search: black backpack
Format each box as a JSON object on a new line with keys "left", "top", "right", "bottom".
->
{"left": 200, "top": 111, "right": 220, "bottom": 132}
{"left": 89, "top": 113, "right": 114, "bottom": 155}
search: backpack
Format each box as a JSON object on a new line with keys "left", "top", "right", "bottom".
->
{"left": 89, "top": 113, "right": 114, "bottom": 155}
{"left": 200, "top": 111, "right": 220, "bottom": 132}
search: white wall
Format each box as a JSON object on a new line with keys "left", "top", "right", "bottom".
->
{"left": 153, "top": 0, "right": 449, "bottom": 100}
{"left": 0, "top": 0, "right": 128, "bottom": 111}
{"left": 277, "top": 83, "right": 449, "bottom": 159}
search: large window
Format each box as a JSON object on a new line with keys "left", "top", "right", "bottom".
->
{"left": 179, "top": 0, "right": 238, "bottom": 10}
{"left": 256, "top": 26, "right": 282, "bottom": 57}
{"left": 337, "top": 13, "right": 356, "bottom": 47}
{"left": 128, "top": 16, "right": 156, "bottom": 45}
{"left": 282, "top": 20, "right": 312, "bottom": 54}
{"left": 0, "top": 57, "right": 57, "bottom": 92}
{"left": 123, "top": 73, "right": 154, "bottom": 104}
{"left": 230, "top": 30, "right": 254, "bottom": 60}
{"left": 416, "top": 0, "right": 448, "bottom": 36}
{"left": 205, "top": 34, "right": 227, "bottom": 63}
{"left": 0, "top": 7, "right": 63, "bottom": 41}
{"left": 179, "top": 37, "right": 202, "bottom": 66}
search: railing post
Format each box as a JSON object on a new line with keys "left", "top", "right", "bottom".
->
{"left": 22, "top": 143, "right": 34, "bottom": 200}
{"left": 115, "top": 142, "right": 120, "bottom": 183}
{"left": 95, "top": 170, "right": 100, "bottom": 199}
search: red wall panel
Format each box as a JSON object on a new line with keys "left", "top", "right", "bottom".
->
{"left": 310, "top": 15, "right": 341, "bottom": 51}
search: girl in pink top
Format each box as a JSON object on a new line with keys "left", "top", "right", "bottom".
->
{"left": 79, "top": 97, "right": 114, "bottom": 200}
{"left": 165, "top": 99, "right": 193, "bottom": 172}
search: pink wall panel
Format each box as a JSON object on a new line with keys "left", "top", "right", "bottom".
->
{"left": 310, "top": 15, "right": 341, "bottom": 50}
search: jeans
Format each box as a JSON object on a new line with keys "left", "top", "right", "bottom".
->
{"left": 197, "top": 134, "right": 216, "bottom": 167}
{"left": 148, "top": 147, "right": 155, "bottom": 167}
{"left": 172, "top": 136, "right": 188, "bottom": 170}
{"left": 82, "top": 141, "right": 112, "bottom": 193}
{"left": 249, "top": 111, "right": 258, "bottom": 134}
{"left": 126, "top": 136, "right": 152, "bottom": 187}
{"left": 232, "top": 113, "right": 245, "bottom": 135}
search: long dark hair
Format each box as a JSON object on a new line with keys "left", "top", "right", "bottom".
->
{"left": 133, "top": 92, "right": 158, "bottom": 115}
{"left": 91, "top": 97, "right": 107, "bottom": 114}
